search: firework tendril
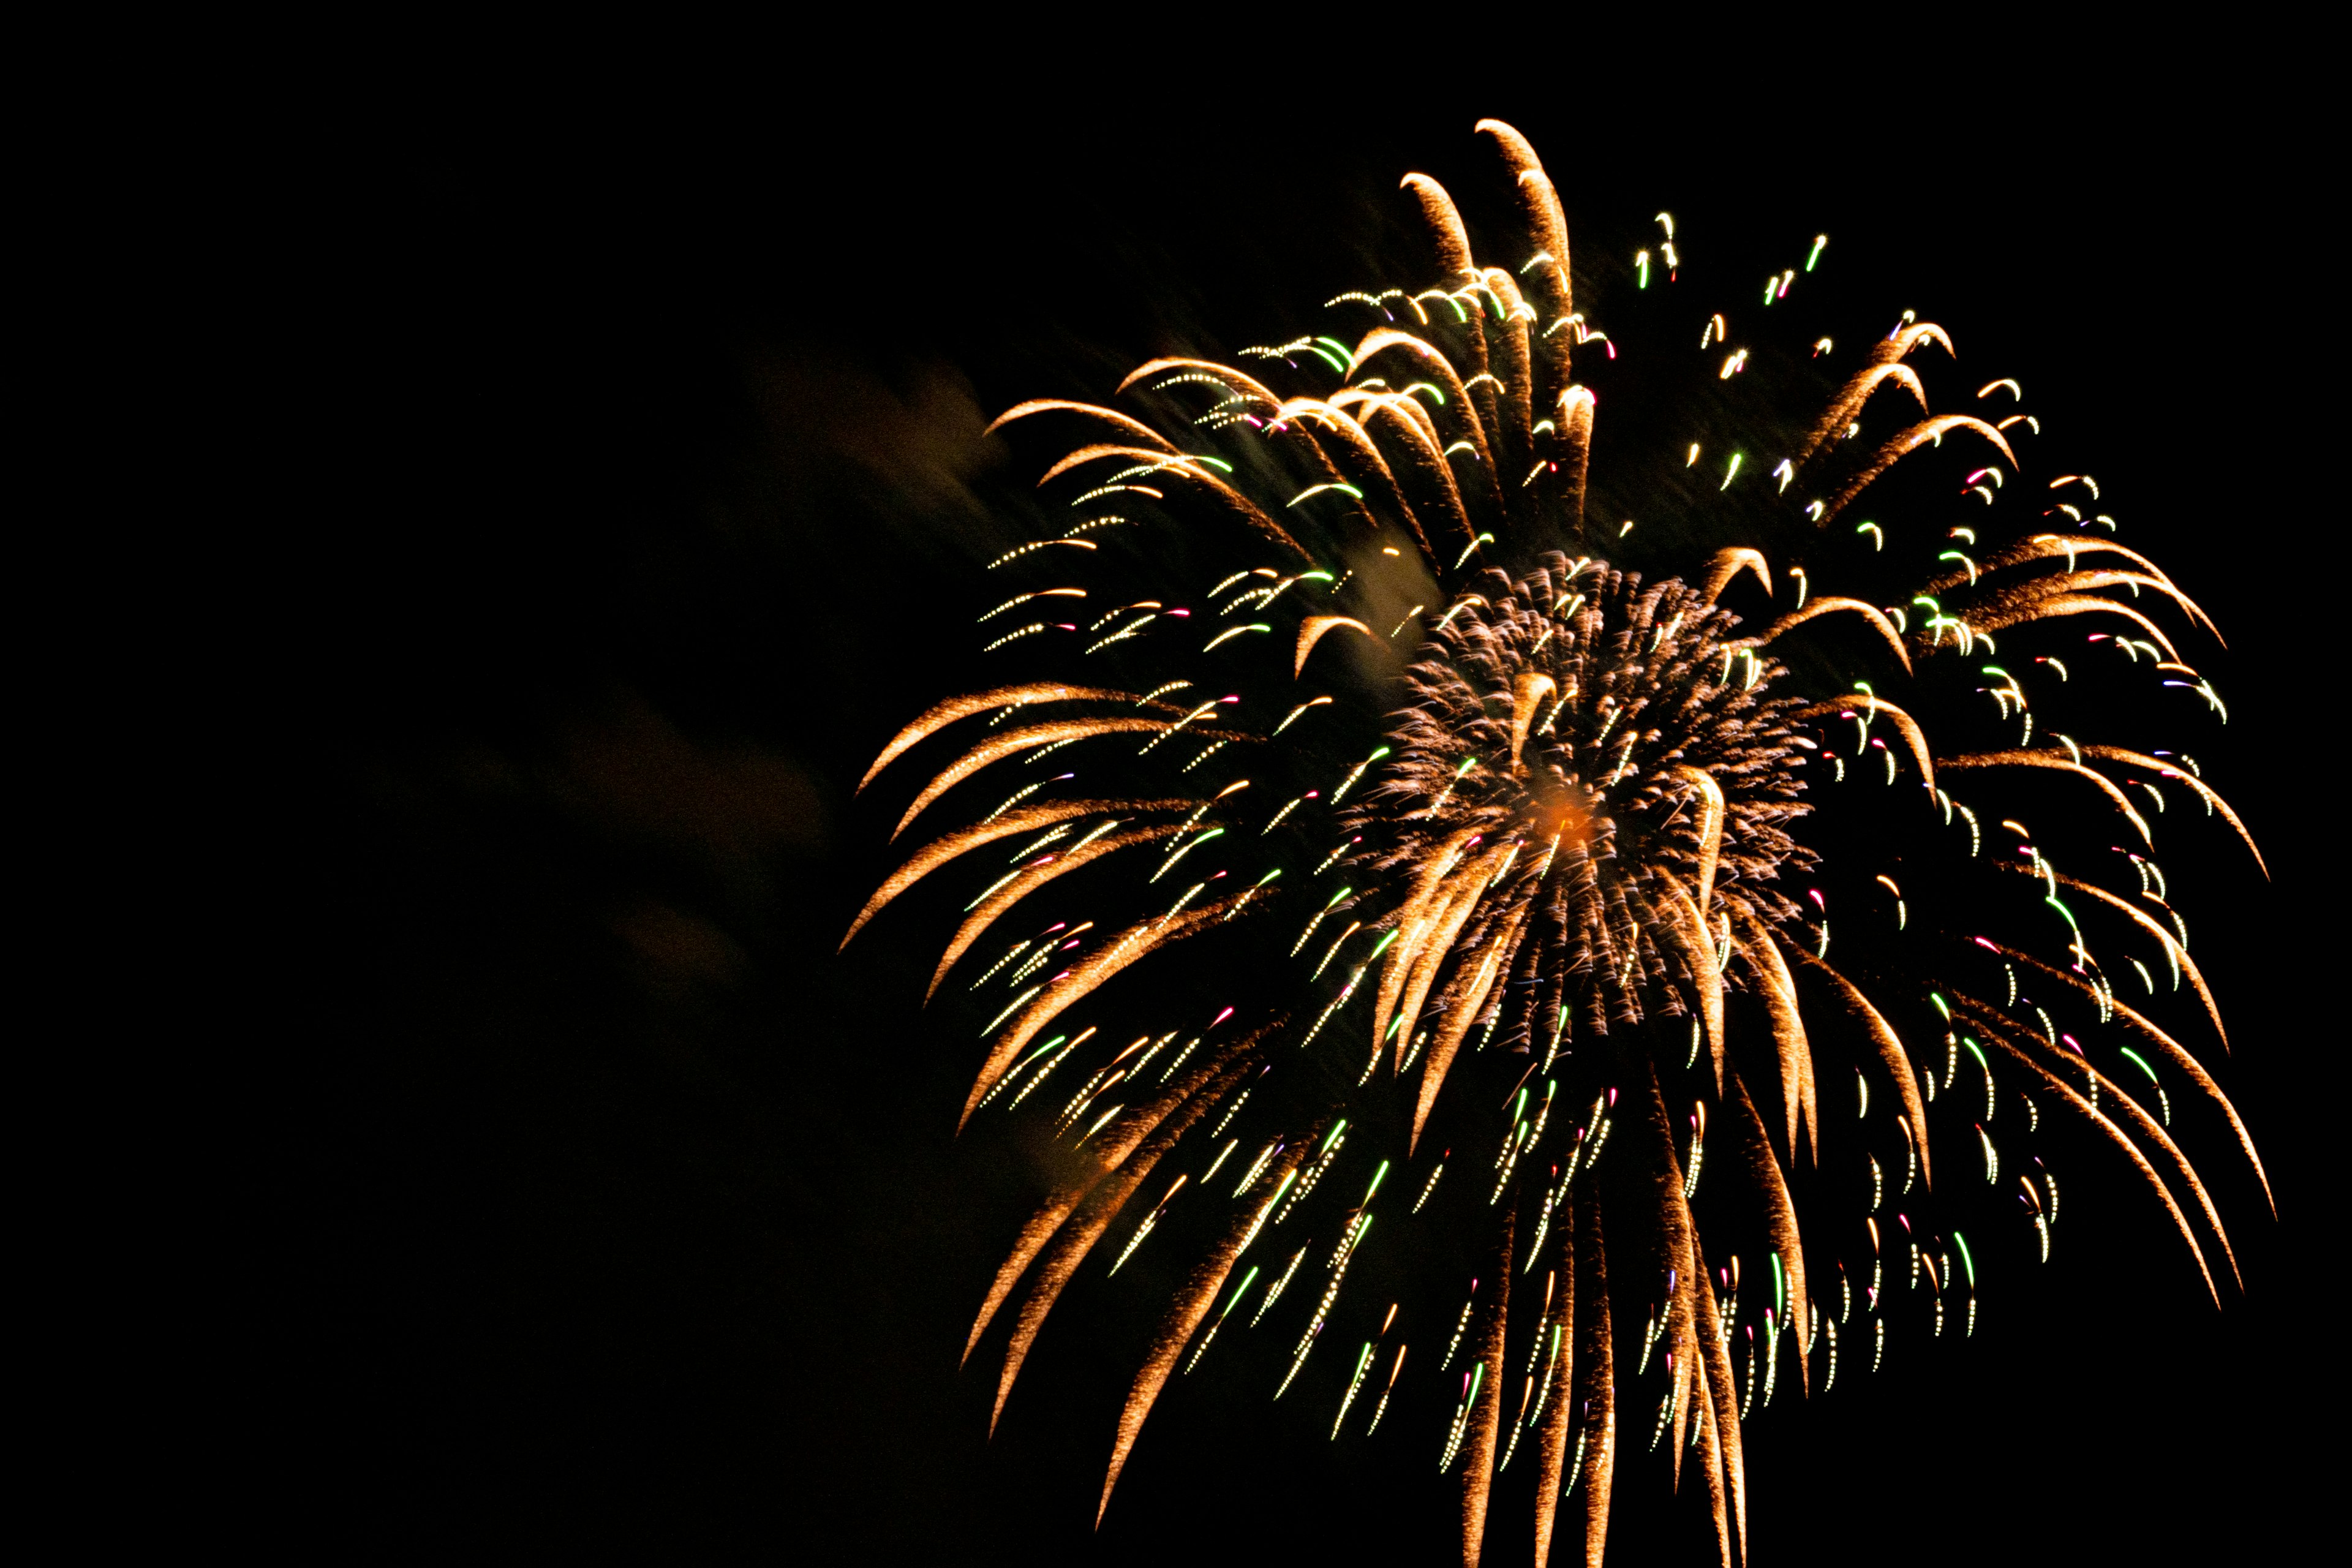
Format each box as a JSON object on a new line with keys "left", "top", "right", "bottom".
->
{"left": 845, "top": 121, "right": 2266, "bottom": 1566}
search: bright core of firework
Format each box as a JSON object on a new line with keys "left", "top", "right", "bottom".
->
{"left": 1351, "top": 560, "right": 1812, "bottom": 1149}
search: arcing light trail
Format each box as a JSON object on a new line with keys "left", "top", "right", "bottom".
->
{"left": 840, "top": 119, "right": 2266, "bottom": 1566}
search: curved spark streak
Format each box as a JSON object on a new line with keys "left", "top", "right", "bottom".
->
{"left": 1945, "top": 538, "right": 2217, "bottom": 646}
{"left": 963, "top": 894, "right": 1261, "bottom": 1128}
{"left": 1796, "top": 696, "right": 1936, "bottom": 788}
{"left": 984, "top": 399, "right": 1182, "bottom": 451}
{"left": 991, "top": 1053, "right": 1265, "bottom": 1429}
{"left": 1977, "top": 570, "right": 2224, "bottom": 647}
{"left": 894, "top": 717, "right": 1180, "bottom": 840}
{"left": 2077, "top": 747, "right": 2264, "bottom": 875}
{"left": 1958, "top": 1001, "right": 2239, "bottom": 1288}
{"left": 1973, "top": 1031, "right": 2220, "bottom": 1305}
{"left": 842, "top": 798, "right": 1189, "bottom": 950}
{"left": 1475, "top": 266, "right": 1537, "bottom": 457}
{"left": 1344, "top": 390, "right": 1476, "bottom": 549}
{"left": 1799, "top": 360, "right": 1930, "bottom": 464}
{"left": 927, "top": 824, "right": 1183, "bottom": 1000}
{"left": 1350, "top": 328, "right": 1501, "bottom": 481}
{"left": 1577, "top": 1196, "right": 1616, "bottom": 1564}
{"left": 965, "top": 1036, "right": 1267, "bottom": 1366}
{"left": 1039, "top": 443, "right": 1312, "bottom": 560}
{"left": 1699, "top": 547, "right": 1771, "bottom": 606}
{"left": 1269, "top": 396, "right": 1426, "bottom": 533}
{"left": 1411, "top": 907, "right": 1529, "bottom": 1151}
{"left": 1098, "top": 1140, "right": 1314, "bottom": 1525}
{"left": 1937, "top": 751, "right": 2154, "bottom": 847}
{"left": 1116, "top": 357, "right": 1283, "bottom": 409}
{"left": 1790, "top": 948, "right": 1934, "bottom": 1188}
{"left": 1984, "top": 594, "right": 2184, "bottom": 660}
{"left": 1990, "top": 945, "right": 2271, "bottom": 1212}
{"left": 1728, "top": 1068, "right": 1810, "bottom": 1378}
{"left": 2007, "top": 865, "right": 2230, "bottom": 1049}
{"left": 1389, "top": 848, "right": 1515, "bottom": 1086}
{"left": 1475, "top": 121, "right": 1571, "bottom": 309}
{"left": 1295, "top": 615, "right": 1375, "bottom": 677}
{"left": 1659, "top": 872, "right": 1725, "bottom": 1090}
{"left": 1036, "top": 444, "right": 1224, "bottom": 491}
{"left": 1738, "top": 911, "right": 1819, "bottom": 1166}
{"left": 1818, "top": 416, "right": 2020, "bottom": 526}
{"left": 1643, "top": 1069, "right": 1746, "bottom": 1557}
{"left": 1529, "top": 1188, "right": 1579, "bottom": 1567}
{"left": 1454, "top": 1212, "right": 1514, "bottom": 1563}
{"left": 1874, "top": 321, "right": 1957, "bottom": 364}
{"left": 1399, "top": 172, "right": 1477, "bottom": 279}
{"left": 1509, "top": 672, "right": 1558, "bottom": 769}
{"left": 859, "top": 684, "right": 1152, "bottom": 793}
{"left": 1747, "top": 598, "right": 1913, "bottom": 674}
{"left": 1368, "top": 830, "right": 1489, "bottom": 1060}
{"left": 1928, "top": 534, "right": 2185, "bottom": 595}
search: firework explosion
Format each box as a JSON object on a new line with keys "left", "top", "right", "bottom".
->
{"left": 842, "top": 121, "right": 2266, "bottom": 1564}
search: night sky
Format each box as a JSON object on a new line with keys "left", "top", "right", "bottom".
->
{"left": 324, "top": 84, "right": 2328, "bottom": 1561}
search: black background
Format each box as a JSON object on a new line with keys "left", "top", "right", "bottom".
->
{"left": 323, "top": 72, "right": 2329, "bottom": 1562}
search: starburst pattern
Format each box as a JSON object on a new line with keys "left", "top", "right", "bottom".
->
{"left": 842, "top": 120, "right": 2267, "bottom": 1566}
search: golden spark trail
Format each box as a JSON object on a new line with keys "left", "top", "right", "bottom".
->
{"left": 2076, "top": 746, "right": 2266, "bottom": 875}
{"left": 1096, "top": 1140, "right": 1313, "bottom": 1525}
{"left": 1453, "top": 1210, "right": 1513, "bottom": 1567}
{"left": 840, "top": 798, "right": 1188, "bottom": 950}
{"left": 1797, "top": 359, "right": 1931, "bottom": 463}
{"left": 1039, "top": 443, "right": 1313, "bottom": 562}
{"left": 1939, "top": 752, "right": 2153, "bottom": 847}
{"left": 1746, "top": 598, "right": 1914, "bottom": 674}
{"left": 1698, "top": 547, "right": 1771, "bottom": 606}
{"left": 858, "top": 684, "right": 1156, "bottom": 793}
{"left": 1791, "top": 948, "right": 1934, "bottom": 1189}
{"left": 1738, "top": 912, "right": 1818, "bottom": 1165}
{"left": 961, "top": 894, "right": 1261, "bottom": 1129}
{"left": 892, "top": 718, "right": 1185, "bottom": 841}
{"left": 926, "top": 824, "right": 1183, "bottom": 1000}
{"left": 1974, "top": 1031, "right": 2220, "bottom": 1305}
{"left": 1959, "top": 1002, "right": 2240, "bottom": 1288}
{"left": 1990, "top": 945, "right": 2271, "bottom": 1210}
{"left": 1411, "top": 906, "right": 1529, "bottom": 1152}
{"left": 1294, "top": 614, "right": 1374, "bottom": 677}
{"left": 1980, "top": 594, "right": 2185, "bottom": 659}
{"left": 1529, "top": 1187, "right": 1579, "bottom": 1566}
{"left": 989, "top": 1054, "right": 1264, "bottom": 1430}
{"left": 1993, "top": 862, "right": 2229, "bottom": 1047}
{"left": 1796, "top": 696, "right": 1936, "bottom": 788}
{"left": 1817, "top": 415, "right": 2019, "bottom": 526}
{"left": 963, "top": 1035, "right": 1267, "bottom": 1363}
{"left": 984, "top": 399, "right": 1183, "bottom": 451}
{"left": 1728, "top": 1066, "right": 1811, "bottom": 1381}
